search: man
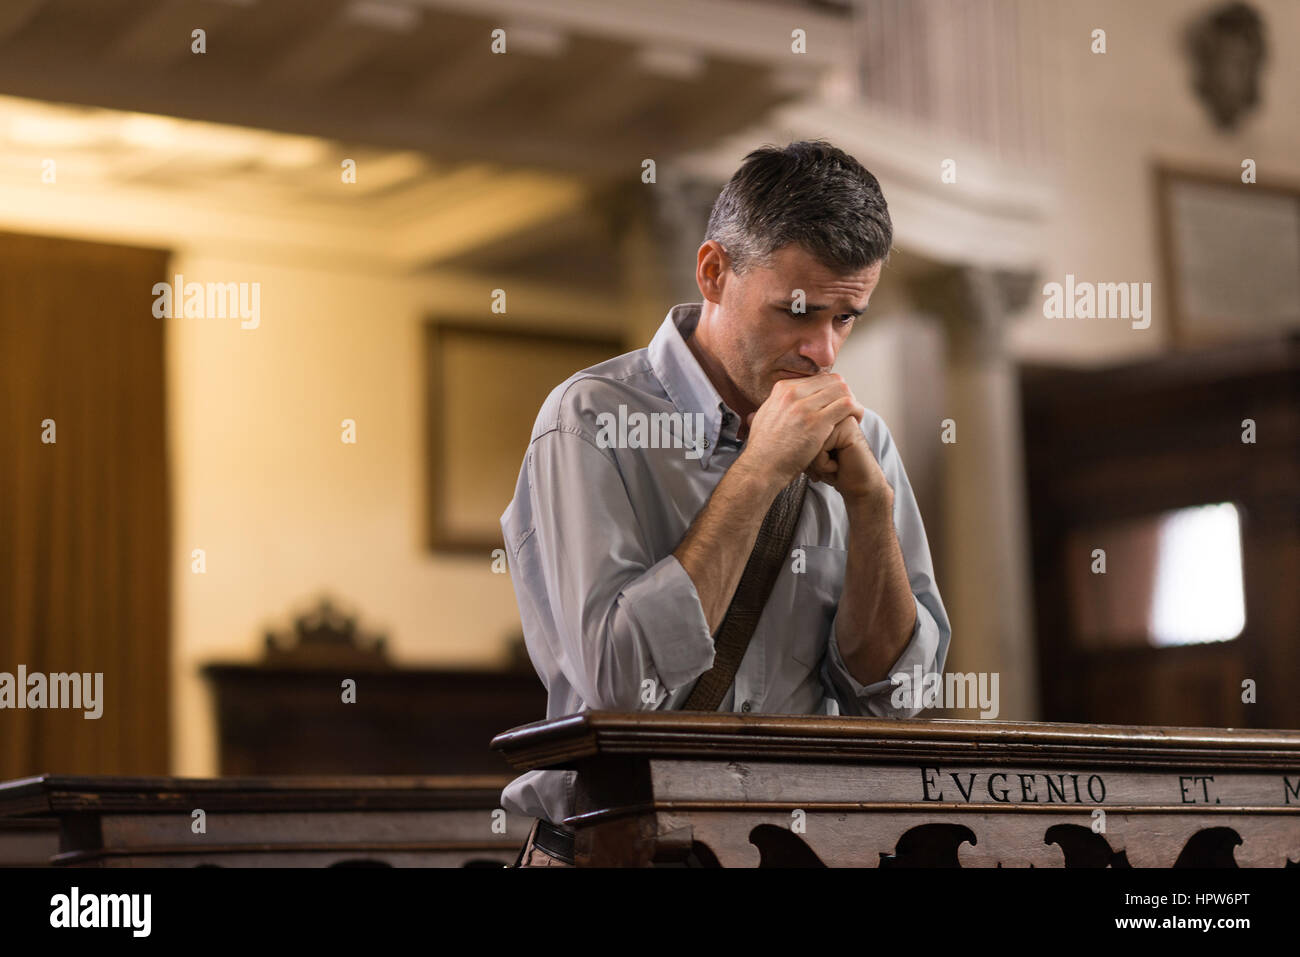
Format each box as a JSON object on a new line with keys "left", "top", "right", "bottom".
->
{"left": 502, "top": 140, "right": 951, "bottom": 867}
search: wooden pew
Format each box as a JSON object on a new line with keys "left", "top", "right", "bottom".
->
{"left": 0, "top": 816, "right": 59, "bottom": 867}
{"left": 490, "top": 712, "right": 1300, "bottom": 867}
{"left": 0, "top": 775, "right": 529, "bottom": 867}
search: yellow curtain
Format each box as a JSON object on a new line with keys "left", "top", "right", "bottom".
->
{"left": 0, "top": 231, "right": 171, "bottom": 777}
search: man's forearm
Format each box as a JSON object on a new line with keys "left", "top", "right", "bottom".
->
{"left": 674, "top": 459, "right": 782, "bottom": 633}
{"left": 836, "top": 493, "right": 918, "bottom": 686}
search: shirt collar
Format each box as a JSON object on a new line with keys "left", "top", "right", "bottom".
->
{"left": 647, "top": 302, "right": 743, "bottom": 468}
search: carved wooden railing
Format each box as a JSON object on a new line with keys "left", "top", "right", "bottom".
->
{"left": 0, "top": 775, "right": 529, "bottom": 867}
{"left": 491, "top": 712, "right": 1300, "bottom": 867}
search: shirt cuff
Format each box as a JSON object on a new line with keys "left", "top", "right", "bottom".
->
{"left": 822, "top": 595, "right": 941, "bottom": 717}
{"left": 618, "top": 553, "right": 715, "bottom": 693}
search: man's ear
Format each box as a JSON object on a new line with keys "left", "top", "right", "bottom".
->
{"left": 696, "top": 240, "right": 730, "bottom": 305}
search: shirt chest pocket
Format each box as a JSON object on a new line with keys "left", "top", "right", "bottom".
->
{"left": 785, "top": 544, "right": 847, "bottom": 668}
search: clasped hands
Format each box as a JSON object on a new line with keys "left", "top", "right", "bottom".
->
{"left": 741, "top": 372, "right": 892, "bottom": 508}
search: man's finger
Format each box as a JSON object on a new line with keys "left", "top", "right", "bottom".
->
{"left": 813, "top": 449, "right": 837, "bottom": 472}
{"left": 825, "top": 414, "right": 858, "bottom": 447}
{"left": 817, "top": 396, "right": 865, "bottom": 433}
{"left": 777, "top": 372, "right": 848, "bottom": 403}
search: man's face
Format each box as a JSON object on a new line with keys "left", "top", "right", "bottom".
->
{"left": 707, "top": 243, "right": 882, "bottom": 410}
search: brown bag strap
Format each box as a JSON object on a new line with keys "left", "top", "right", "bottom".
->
{"left": 682, "top": 473, "right": 809, "bottom": 712}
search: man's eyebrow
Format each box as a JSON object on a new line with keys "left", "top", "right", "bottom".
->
{"left": 774, "top": 299, "right": 867, "bottom": 316}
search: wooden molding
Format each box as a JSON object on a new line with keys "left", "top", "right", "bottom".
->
{"left": 491, "top": 711, "right": 1300, "bottom": 771}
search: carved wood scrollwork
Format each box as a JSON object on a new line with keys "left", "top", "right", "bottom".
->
{"left": 668, "top": 814, "right": 1300, "bottom": 868}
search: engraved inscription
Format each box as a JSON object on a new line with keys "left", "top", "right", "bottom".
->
{"left": 1179, "top": 774, "right": 1221, "bottom": 804}
{"left": 921, "top": 768, "right": 1107, "bottom": 804}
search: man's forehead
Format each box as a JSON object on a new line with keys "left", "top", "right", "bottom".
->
{"left": 761, "top": 247, "right": 882, "bottom": 295}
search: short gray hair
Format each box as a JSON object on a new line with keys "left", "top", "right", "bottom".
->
{"left": 704, "top": 139, "right": 893, "bottom": 277}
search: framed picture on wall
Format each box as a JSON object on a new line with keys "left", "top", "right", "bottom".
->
{"left": 424, "top": 320, "right": 624, "bottom": 554}
{"left": 1155, "top": 165, "right": 1300, "bottom": 348}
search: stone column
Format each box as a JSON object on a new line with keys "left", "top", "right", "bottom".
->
{"left": 601, "top": 175, "right": 719, "bottom": 348}
{"left": 908, "top": 265, "right": 1041, "bottom": 721}
{"left": 645, "top": 173, "right": 722, "bottom": 305}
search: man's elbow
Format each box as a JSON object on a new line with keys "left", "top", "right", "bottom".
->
{"left": 581, "top": 680, "right": 651, "bottom": 712}
{"left": 573, "top": 640, "right": 668, "bottom": 712}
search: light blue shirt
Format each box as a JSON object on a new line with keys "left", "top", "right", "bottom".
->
{"left": 499, "top": 302, "right": 951, "bottom": 825}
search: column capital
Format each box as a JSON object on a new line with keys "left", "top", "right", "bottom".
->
{"left": 905, "top": 264, "right": 1038, "bottom": 358}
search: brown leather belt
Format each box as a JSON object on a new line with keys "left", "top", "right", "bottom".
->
{"left": 534, "top": 818, "right": 575, "bottom": 864}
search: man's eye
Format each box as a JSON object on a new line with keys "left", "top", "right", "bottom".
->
{"left": 782, "top": 308, "right": 854, "bottom": 323}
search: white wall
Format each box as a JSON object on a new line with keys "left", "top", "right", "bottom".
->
{"left": 162, "top": 252, "right": 629, "bottom": 776}
{"left": 1008, "top": 0, "right": 1300, "bottom": 363}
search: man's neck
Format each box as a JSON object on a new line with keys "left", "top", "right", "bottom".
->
{"left": 683, "top": 315, "right": 757, "bottom": 422}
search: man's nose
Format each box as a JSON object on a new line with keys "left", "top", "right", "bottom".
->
{"left": 798, "top": 323, "right": 836, "bottom": 370}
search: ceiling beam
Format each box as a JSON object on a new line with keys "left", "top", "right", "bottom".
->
{"left": 267, "top": 1, "right": 421, "bottom": 89}
{"left": 106, "top": 0, "right": 249, "bottom": 69}
{"left": 409, "top": 16, "right": 567, "bottom": 108}
{"left": 0, "top": 0, "right": 45, "bottom": 43}
{"left": 546, "top": 43, "right": 704, "bottom": 133}
{"left": 0, "top": 43, "right": 772, "bottom": 175}
{"left": 412, "top": 0, "right": 853, "bottom": 66}
{"left": 387, "top": 170, "right": 588, "bottom": 267}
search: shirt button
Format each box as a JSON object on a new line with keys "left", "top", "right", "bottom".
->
{"left": 740, "top": 700, "right": 752, "bottom": 713}
{"left": 702, "top": 437, "right": 711, "bottom": 449}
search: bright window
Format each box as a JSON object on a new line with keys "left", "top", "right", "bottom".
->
{"left": 1148, "top": 503, "right": 1246, "bottom": 646}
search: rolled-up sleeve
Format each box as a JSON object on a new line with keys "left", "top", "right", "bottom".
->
{"left": 526, "top": 427, "right": 715, "bottom": 710}
{"left": 821, "top": 417, "right": 952, "bottom": 717}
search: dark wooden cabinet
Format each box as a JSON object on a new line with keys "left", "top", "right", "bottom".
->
{"left": 201, "top": 599, "right": 548, "bottom": 776}
{"left": 203, "top": 663, "right": 547, "bottom": 776}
